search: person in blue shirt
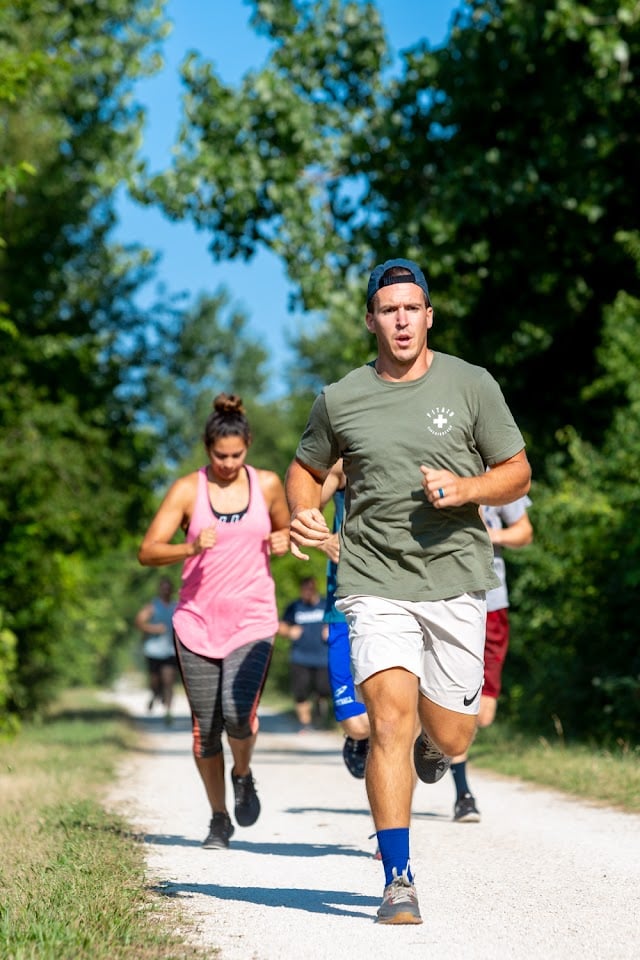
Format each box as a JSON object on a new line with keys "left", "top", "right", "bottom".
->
{"left": 279, "top": 576, "right": 330, "bottom": 732}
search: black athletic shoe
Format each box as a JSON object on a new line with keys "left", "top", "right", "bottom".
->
{"left": 232, "top": 769, "right": 261, "bottom": 827}
{"left": 413, "top": 732, "right": 451, "bottom": 783}
{"left": 453, "top": 792, "right": 481, "bottom": 823}
{"left": 342, "top": 736, "right": 369, "bottom": 779}
{"left": 202, "top": 812, "right": 235, "bottom": 849}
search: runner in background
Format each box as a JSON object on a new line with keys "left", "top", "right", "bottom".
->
{"left": 449, "top": 496, "right": 533, "bottom": 822}
{"left": 135, "top": 575, "right": 178, "bottom": 725}
{"left": 278, "top": 576, "right": 331, "bottom": 733}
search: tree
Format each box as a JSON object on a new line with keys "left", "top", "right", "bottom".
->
{"left": 137, "top": 0, "right": 389, "bottom": 393}
{"left": 506, "top": 260, "right": 640, "bottom": 743}
{"left": 142, "top": 0, "right": 640, "bottom": 462}
{"left": 0, "top": 0, "right": 169, "bottom": 717}
{"left": 138, "top": 0, "right": 640, "bottom": 745}
{"left": 132, "top": 287, "right": 307, "bottom": 485}
{"left": 360, "top": 0, "right": 640, "bottom": 459}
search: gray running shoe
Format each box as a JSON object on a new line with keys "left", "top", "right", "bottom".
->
{"left": 454, "top": 792, "right": 481, "bottom": 823}
{"left": 202, "top": 812, "right": 234, "bottom": 849}
{"left": 413, "top": 731, "right": 451, "bottom": 783}
{"left": 376, "top": 869, "right": 423, "bottom": 925}
{"left": 232, "top": 769, "right": 261, "bottom": 827}
{"left": 342, "top": 736, "right": 369, "bottom": 779}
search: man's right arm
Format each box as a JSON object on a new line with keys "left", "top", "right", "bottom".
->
{"left": 285, "top": 458, "right": 331, "bottom": 560}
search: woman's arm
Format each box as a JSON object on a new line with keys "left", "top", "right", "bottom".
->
{"left": 138, "top": 473, "right": 215, "bottom": 566}
{"left": 135, "top": 602, "right": 163, "bottom": 633}
{"left": 257, "top": 469, "right": 291, "bottom": 556}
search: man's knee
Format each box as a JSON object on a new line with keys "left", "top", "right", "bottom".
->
{"left": 435, "top": 729, "right": 472, "bottom": 757}
{"left": 425, "top": 713, "right": 477, "bottom": 757}
{"left": 367, "top": 700, "right": 416, "bottom": 749}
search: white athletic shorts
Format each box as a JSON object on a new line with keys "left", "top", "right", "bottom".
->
{"left": 334, "top": 592, "right": 486, "bottom": 716}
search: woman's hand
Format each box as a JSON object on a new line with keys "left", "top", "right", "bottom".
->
{"left": 268, "top": 528, "right": 290, "bottom": 556}
{"left": 192, "top": 524, "right": 218, "bottom": 554}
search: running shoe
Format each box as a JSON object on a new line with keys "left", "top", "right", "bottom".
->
{"left": 342, "top": 736, "right": 369, "bottom": 779}
{"left": 453, "top": 792, "right": 481, "bottom": 823}
{"left": 376, "top": 868, "right": 422, "bottom": 925}
{"left": 232, "top": 769, "right": 261, "bottom": 827}
{"left": 413, "top": 731, "right": 451, "bottom": 783}
{"left": 202, "top": 812, "right": 235, "bottom": 849}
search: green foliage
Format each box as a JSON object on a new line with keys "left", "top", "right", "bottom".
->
{"left": 145, "top": 0, "right": 640, "bottom": 460}
{"left": 0, "top": 0, "right": 169, "bottom": 717}
{"left": 245, "top": 393, "right": 311, "bottom": 479}
{"left": 366, "top": 0, "right": 640, "bottom": 458}
{"left": 136, "top": 289, "right": 279, "bottom": 477}
{"left": 0, "top": 11, "right": 51, "bottom": 247}
{"left": 504, "top": 285, "right": 640, "bottom": 744}
{"left": 3, "top": 0, "right": 639, "bottom": 749}
{"left": 139, "top": 0, "right": 640, "bottom": 746}
{"left": 137, "top": 0, "right": 389, "bottom": 393}
{"left": 0, "top": 609, "right": 19, "bottom": 736}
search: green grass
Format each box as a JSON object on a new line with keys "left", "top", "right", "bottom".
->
{"left": 471, "top": 722, "right": 640, "bottom": 813}
{"left": 0, "top": 689, "right": 208, "bottom": 960}
{"left": 1, "top": 690, "right": 637, "bottom": 960}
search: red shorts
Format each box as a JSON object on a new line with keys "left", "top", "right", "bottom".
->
{"left": 482, "top": 608, "right": 510, "bottom": 699}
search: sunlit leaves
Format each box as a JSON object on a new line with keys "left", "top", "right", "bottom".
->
{"left": 0, "top": 0, "right": 169, "bottom": 717}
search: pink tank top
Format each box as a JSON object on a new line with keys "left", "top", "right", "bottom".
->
{"left": 173, "top": 465, "right": 278, "bottom": 658}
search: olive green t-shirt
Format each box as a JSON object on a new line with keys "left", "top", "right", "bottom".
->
{"left": 295, "top": 353, "right": 526, "bottom": 602}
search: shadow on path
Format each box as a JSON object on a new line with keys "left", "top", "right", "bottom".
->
{"left": 144, "top": 834, "right": 371, "bottom": 858}
{"left": 154, "top": 881, "right": 378, "bottom": 919}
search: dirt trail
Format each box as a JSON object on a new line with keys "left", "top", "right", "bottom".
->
{"left": 107, "top": 680, "right": 640, "bottom": 960}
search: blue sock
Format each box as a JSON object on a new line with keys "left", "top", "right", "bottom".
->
{"left": 451, "top": 760, "right": 470, "bottom": 800}
{"left": 376, "top": 827, "right": 412, "bottom": 885}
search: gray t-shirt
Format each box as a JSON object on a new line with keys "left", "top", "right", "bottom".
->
{"left": 295, "top": 354, "right": 526, "bottom": 602}
{"left": 481, "top": 497, "right": 532, "bottom": 611}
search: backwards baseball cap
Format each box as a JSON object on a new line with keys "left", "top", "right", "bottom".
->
{"left": 366, "top": 258, "right": 430, "bottom": 307}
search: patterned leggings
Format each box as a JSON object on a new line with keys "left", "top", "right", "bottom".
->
{"left": 175, "top": 634, "right": 273, "bottom": 758}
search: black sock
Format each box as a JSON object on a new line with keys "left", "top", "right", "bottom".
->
{"left": 451, "top": 761, "right": 471, "bottom": 800}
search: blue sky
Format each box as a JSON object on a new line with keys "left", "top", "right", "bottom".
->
{"left": 115, "top": 0, "right": 459, "bottom": 395}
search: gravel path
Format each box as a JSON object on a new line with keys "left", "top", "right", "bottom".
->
{"left": 107, "top": 680, "right": 640, "bottom": 960}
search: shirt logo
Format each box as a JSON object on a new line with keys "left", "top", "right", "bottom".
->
{"left": 426, "top": 406, "right": 455, "bottom": 436}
